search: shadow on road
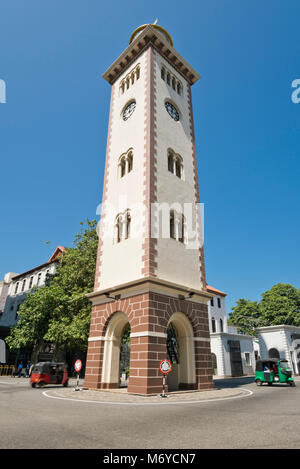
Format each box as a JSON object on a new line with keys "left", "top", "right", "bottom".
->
{"left": 214, "top": 376, "right": 254, "bottom": 388}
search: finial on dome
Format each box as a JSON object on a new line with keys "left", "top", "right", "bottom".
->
{"left": 129, "top": 22, "right": 173, "bottom": 47}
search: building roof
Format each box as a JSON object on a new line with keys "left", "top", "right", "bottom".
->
{"left": 48, "top": 246, "right": 66, "bottom": 262}
{"left": 102, "top": 24, "right": 200, "bottom": 86}
{"left": 11, "top": 246, "right": 65, "bottom": 281}
{"left": 129, "top": 23, "right": 174, "bottom": 47}
{"left": 206, "top": 285, "right": 227, "bottom": 297}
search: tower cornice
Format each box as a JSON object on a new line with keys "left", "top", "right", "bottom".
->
{"left": 102, "top": 24, "right": 201, "bottom": 86}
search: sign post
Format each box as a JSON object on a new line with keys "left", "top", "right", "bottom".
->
{"left": 74, "top": 359, "right": 82, "bottom": 391}
{"left": 159, "top": 359, "right": 172, "bottom": 398}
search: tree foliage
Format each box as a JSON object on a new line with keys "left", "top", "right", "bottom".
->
{"left": 228, "top": 283, "right": 300, "bottom": 335}
{"left": 259, "top": 283, "right": 300, "bottom": 326}
{"left": 227, "top": 299, "right": 261, "bottom": 336}
{"left": 6, "top": 219, "right": 98, "bottom": 354}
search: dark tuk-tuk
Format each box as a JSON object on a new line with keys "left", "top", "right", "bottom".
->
{"left": 255, "top": 358, "right": 295, "bottom": 387}
{"left": 30, "top": 362, "right": 69, "bottom": 388}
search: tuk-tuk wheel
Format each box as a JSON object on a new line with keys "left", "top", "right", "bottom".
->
{"left": 267, "top": 382, "right": 272, "bottom": 386}
{"left": 63, "top": 380, "right": 69, "bottom": 387}
{"left": 31, "top": 383, "right": 36, "bottom": 388}
{"left": 255, "top": 379, "right": 263, "bottom": 386}
{"left": 289, "top": 381, "right": 296, "bottom": 387}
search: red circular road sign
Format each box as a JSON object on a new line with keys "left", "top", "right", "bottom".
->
{"left": 74, "top": 359, "right": 82, "bottom": 373}
{"left": 159, "top": 359, "right": 172, "bottom": 374}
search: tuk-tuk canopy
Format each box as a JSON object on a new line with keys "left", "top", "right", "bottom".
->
{"left": 32, "top": 362, "right": 67, "bottom": 374}
{"left": 255, "top": 359, "right": 278, "bottom": 372}
{"left": 255, "top": 358, "right": 290, "bottom": 372}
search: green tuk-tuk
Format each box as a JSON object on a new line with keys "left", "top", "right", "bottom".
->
{"left": 255, "top": 358, "right": 295, "bottom": 387}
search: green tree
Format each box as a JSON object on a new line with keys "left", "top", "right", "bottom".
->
{"left": 227, "top": 299, "right": 262, "bottom": 336}
{"left": 6, "top": 219, "right": 98, "bottom": 358}
{"left": 259, "top": 283, "right": 300, "bottom": 327}
{"left": 228, "top": 283, "right": 300, "bottom": 335}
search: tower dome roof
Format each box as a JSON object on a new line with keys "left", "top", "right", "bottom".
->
{"left": 129, "top": 23, "right": 173, "bottom": 47}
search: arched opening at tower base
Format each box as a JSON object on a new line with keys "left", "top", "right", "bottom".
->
{"left": 101, "top": 311, "right": 131, "bottom": 389}
{"left": 120, "top": 324, "right": 131, "bottom": 387}
{"left": 167, "top": 312, "right": 196, "bottom": 391}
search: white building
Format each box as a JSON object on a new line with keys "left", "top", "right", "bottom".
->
{"left": 0, "top": 273, "right": 19, "bottom": 362}
{"left": 257, "top": 325, "right": 300, "bottom": 375}
{"left": 0, "top": 272, "right": 18, "bottom": 318}
{"left": 207, "top": 285, "right": 257, "bottom": 377}
{"left": 0, "top": 246, "right": 65, "bottom": 363}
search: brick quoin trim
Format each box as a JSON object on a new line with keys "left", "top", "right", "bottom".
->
{"left": 84, "top": 290, "right": 214, "bottom": 394}
{"left": 94, "top": 83, "right": 116, "bottom": 291}
{"left": 187, "top": 83, "right": 207, "bottom": 289}
{"left": 141, "top": 45, "right": 158, "bottom": 278}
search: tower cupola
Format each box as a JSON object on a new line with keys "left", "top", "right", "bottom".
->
{"left": 129, "top": 22, "right": 173, "bottom": 47}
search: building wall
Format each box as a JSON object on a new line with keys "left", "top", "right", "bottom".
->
{"left": 95, "top": 53, "right": 147, "bottom": 291}
{"left": 0, "top": 263, "right": 57, "bottom": 328}
{"left": 208, "top": 295, "right": 227, "bottom": 333}
{"left": 0, "top": 272, "right": 18, "bottom": 318}
{"left": 257, "top": 325, "right": 300, "bottom": 374}
{"left": 154, "top": 52, "right": 204, "bottom": 291}
{"left": 0, "top": 282, "right": 9, "bottom": 316}
{"left": 211, "top": 333, "right": 255, "bottom": 376}
{"left": 208, "top": 293, "right": 256, "bottom": 376}
{"left": 0, "top": 339, "right": 6, "bottom": 363}
{"left": 95, "top": 46, "right": 205, "bottom": 293}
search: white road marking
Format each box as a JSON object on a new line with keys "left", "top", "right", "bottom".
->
{"left": 42, "top": 388, "right": 254, "bottom": 406}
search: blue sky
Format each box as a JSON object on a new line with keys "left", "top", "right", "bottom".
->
{"left": 0, "top": 0, "right": 299, "bottom": 313}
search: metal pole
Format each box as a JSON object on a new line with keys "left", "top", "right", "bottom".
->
{"left": 160, "top": 374, "right": 167, "bottom": 398}
{"left": 75, "top": 373, "right": 80, "bottom": 391}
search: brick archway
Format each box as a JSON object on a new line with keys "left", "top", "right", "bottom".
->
{"left": 166, "top": 312, "right": 196, "bottom": 391}
{"left": 101, "top": 311, "right": 130, "bottom": 389}
{"left": 84, "top": 284, "right": 214, "bottom": 394}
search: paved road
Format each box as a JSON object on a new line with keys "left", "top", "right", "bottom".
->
{"left": 1, "top": 376, "right": 299, "bottom": 449}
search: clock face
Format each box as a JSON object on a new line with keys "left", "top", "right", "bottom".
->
{"left": 123, "top": 101, "right": 136, "bottom": 121}
{"left": 165, "top": 101, "right": 179, "bottom": 121}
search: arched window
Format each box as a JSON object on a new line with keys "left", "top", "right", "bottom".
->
{"left": 169, "top": 210, "right": 185, "bottom": 243}
{"left": 118, "top": 149, "right": 133, "bottom": 178}
{"left": 220, "top": 318, "right": 223, "bottom": 332}
{"left": 115, "top": 211, "right": 131, "bottom": 243}
{"left": 119, "top": 64, "right": 140, "bottom": 95}
{"left": 211, "top": 353, "right": 218, "bottom": 375}
{"left": 119, "top": 156, "right": 126, "bottom": 178}
{"left": 170, "top": 211, "right": 175, "bottom": 239}
{"left": 178, "top": 214, "right": 185, "bottom": 244}
{"left": 161, "top": 67, "right": 165, "bottom": 80}
{"left": 168, "top": 148, "right": 183, "bottom": 179}
{"left": 177, "top": 82, "right": 181, "bottom": 95}
{"left": 166, "top": 72, "right": 170, "bottom": 85}
{"left": 175, "top": 156, "right": 183, "bottom": 179}
{"left": 168, "top": 150, "right": 174, "bottom": 173}
{"left": 167, "top": 150, "right": 183, "bottom": 180}
{"left": 211, "top": 317, "right": 216, "bottom": 333}
{"left": 115, "top": 215, "right": 123, "bottom": 243}
{"left": 127, "top": 151, "right": 133, "bottom": 173}
{"left": 172, "top": 77, "right": 176, "bottom": 90}
{"left": 125, "top": 211, "right": 131, "bottom": 239}
{"left": 269, "top": 348, "right": 280, "bottom": 359}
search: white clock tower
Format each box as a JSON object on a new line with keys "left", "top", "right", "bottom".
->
{"left": 84, "top": 24, "right": 214, "bottom": 395}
